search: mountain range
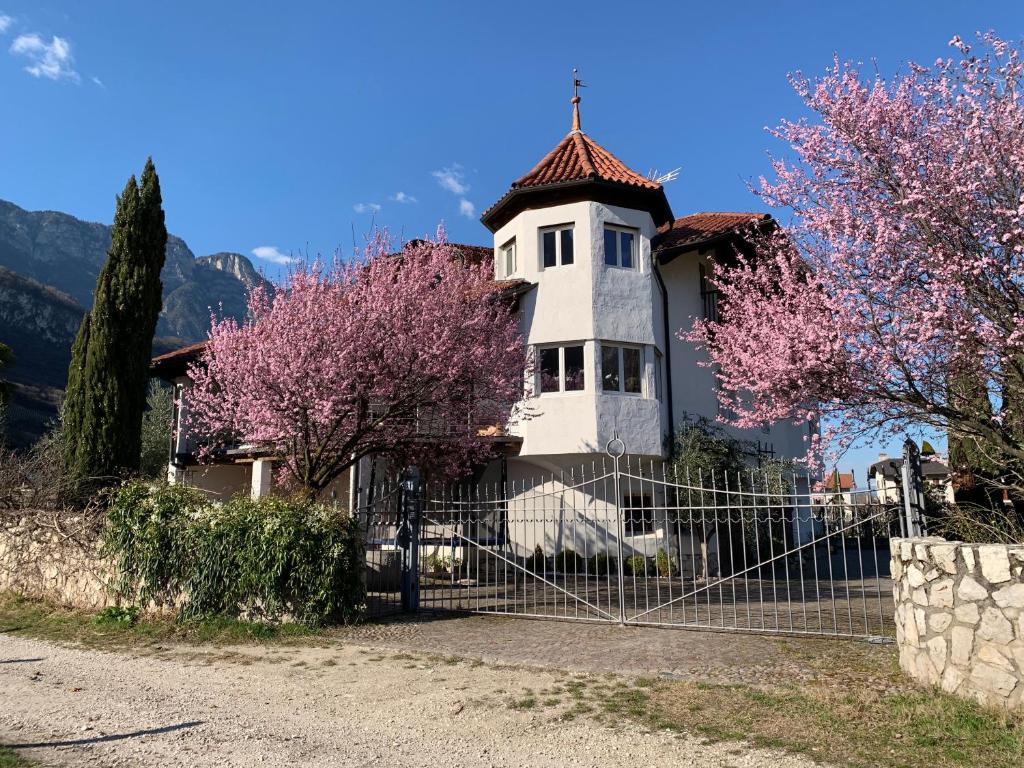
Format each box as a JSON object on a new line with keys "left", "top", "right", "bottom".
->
{"left": 0, "top": 198, "right": 272, "bottom": 447}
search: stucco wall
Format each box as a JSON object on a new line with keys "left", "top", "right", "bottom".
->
{"left": 496, "top": 201, "right": 665, "bottom": 459}
{"left": 891, "top": 537, "right": 1024, "bottom": 710}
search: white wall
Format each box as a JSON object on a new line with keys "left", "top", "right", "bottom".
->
{"left": 495, "top": 201, "right": 665, "bottom": 459}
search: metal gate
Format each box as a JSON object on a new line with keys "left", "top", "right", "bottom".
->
{"left": 359, "top": 441, "right": 924, "bottom": 639}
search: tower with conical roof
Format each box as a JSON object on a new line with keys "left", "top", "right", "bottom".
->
{"left": 482, "top": 86, "right": 673, "bottom": 461}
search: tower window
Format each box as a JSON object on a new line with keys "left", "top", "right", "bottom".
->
{"left": 541, "top": 225, "right": 574, "bottom": 268}
{"left": 500, "top": 238, "right": 516, "bottom": 277}
{"left": 537, "top": 344, "right": 585, "bottom": 393}
{"left": 603, "top": 226, "right": 637, "bottom": 269}
{"left": 601, "top": 343, "right": 643, "bottom": 394}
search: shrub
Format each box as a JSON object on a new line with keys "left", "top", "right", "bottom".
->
{"left": 553, "top": 547, "right": 583, "bottom": 574}
{"left": 524, "top": 544, "right": 546, "bottom": 573}
{"left": 588, "top": 552, "right": 616, "bottom": 576}
{"left": 626, "top": 554, "right": 648, "bottom": 576}
{"left": 656, "top": 547, "right": 678, "bottom": 577}
{"left": 104, "top": 481, "right": 364, "bottom": 625}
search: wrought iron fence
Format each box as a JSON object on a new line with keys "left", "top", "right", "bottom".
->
{"left": 357, "top": 446, "right": 917, "bottom": 639}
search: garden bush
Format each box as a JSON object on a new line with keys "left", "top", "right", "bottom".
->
{"left": 104, "top": 481, "right": 364, "bottom": 625}
{"left": 524, "top": 544, "right": 546, "bottom": 573}
{"left": 626, "top": 554, "right": 648, "bottom": 576}
{"left": 588, "top": 552, "right": 616, "bottom": 576}
{"left": 552, "top": 547, "right": 583, "bottom": 574}
{"left": 655, "top": 547, "right": 679, "bottom": 577}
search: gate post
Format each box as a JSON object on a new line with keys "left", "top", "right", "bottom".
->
{"left": 606, "top": 436, "right": 627, "bottom": 625}
{"left": 900, "top": 439, "right": 927, "bottom": 537}
{"left": 399, "top": 467, "right": 422, "bottom": 613}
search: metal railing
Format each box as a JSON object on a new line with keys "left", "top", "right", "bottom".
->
{"left": 357, "top": 446, "right": 916, "bottom": 639}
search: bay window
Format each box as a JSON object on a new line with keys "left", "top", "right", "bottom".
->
{"left": 603, "top": 225, "right": 637, "bottom": 269}
{"left": 541, "top": 225, "right": 574, "bottom": 268}
{"left": 538, "top": 344, "right": 585, "bottom": 393}
{"left": 601, "top": 344, "right": 643, "bottom": 394}
{"left": 500, "top": 238, "right": 516, "bottom": 277}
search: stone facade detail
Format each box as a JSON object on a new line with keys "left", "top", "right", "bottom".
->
{"left": 0, "top": 514, "right": 115, "bottom": 610}
{"left": 892, "top": 537, "right": 1024, "bottom": 710}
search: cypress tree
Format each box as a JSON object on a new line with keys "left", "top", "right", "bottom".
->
{"left": 63, "top": 158, "right": 168, "bottom": 481}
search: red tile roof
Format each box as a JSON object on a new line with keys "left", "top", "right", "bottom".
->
{"left": 512, "top": 131, "right": 660, "bottom": 191}
{"left": 654, "top": 212, "right": 771, "bottom": 253}
{"left": 826, "top": 471, "right": 856, "bottom": 491}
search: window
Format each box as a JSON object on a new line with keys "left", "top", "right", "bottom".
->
{"left": 654, "top": 349, "right": 664, "bottom": 402}
{"left": 500, "top": 238, "right": 516, "bottom": 277}
{"left": 603, "top": 226, "right": 637, "bottom": 269}
{"left": 537, "top": 344, "right": 585, "bottom": 393}
{"left": 601, "top": 344, "right": 643, "bottom": 394}
{"left": 541, "top": 225, "right": 574, "bottom": 268}
{"left": 700, "top": 263, "right": 719, "bottom": 322}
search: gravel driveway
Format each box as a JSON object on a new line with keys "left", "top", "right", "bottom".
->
{"left": 0, "top": 632, "right": 822, "bottom": 767}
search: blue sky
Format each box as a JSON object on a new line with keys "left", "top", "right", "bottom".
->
{"left": 1, "top": 1, "right": 1022, "bottom": 476}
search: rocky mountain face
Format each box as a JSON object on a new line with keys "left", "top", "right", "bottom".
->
{"left": 0, "top": 198, "right": 272, "bottom": 446}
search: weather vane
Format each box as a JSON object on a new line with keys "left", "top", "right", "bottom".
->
{"left": 572, "top": 68, "right": 586, "bottom": 99}
{"left": 571, "top": 69, "right": 586, "bottom": 132}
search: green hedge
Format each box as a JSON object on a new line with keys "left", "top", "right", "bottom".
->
{"left": 104, "top": 482, "right": 364, "bottom": 625}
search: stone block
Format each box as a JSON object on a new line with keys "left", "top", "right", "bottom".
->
{"left": 931, "top": 543, "right": 959, "bottom": 574}
{"left": 958, "top": 575, "right": 988, "bottom": 602}
{"left": 916, "top": 650, "right": 940, "bottom": 686}
{"left": 951, "top": 625, "right": 974, "bottom": 666}
{"left": 978, "top": 607, "right": 1015, "bottom": 645}
{"left": 924, "top": 568, "right": 940, "bottom": 582}
{"left": 962, "top": 546, "right": 976, "bottom": 572}
{"left": 929, "top": 612, "right": 953, "bottom": 633}
{"left": 891, "top": 557, "right": 903, "bottom": 581}
{"left": 979, "top": 545, "right": 1012, "bottom": 584}
{"left": 941, "top": 664, "right": 965, "bottom": 694}
{"left": 977, "top": 642, "right": 1014, "bottom": 672}
{"left": 906, "top": 565, "right": 926, "bottom": 588}
{"left": 927, "top": 635, "right": 948, "bottom": 672}
{"left": 993, "top": 583, "right": 1024, "bottom": 610}
{"left": 969, "top": 662, "right": 1019, "bottom": 699}
{"left": 930, "top": 578, "right": 954, "bottom": 609}
{"left": 916, "top": 607, "right": 928, "bottom": 638}
{"left": 955, "top": 602, "right": 981, "bottom": 625}
{"left": 900, "top": 540, "right": 913, "bottom": 561}
{"left": 899, "top": 646, "right": 917, "bottom": 676}
{"left": 912, "top": 588, "right": 929, "bottom": 607}
{"left": 904, "top": 608, "right": 921, "bottom": 646}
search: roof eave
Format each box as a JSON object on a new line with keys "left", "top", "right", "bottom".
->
{"left": 481, "top": 179, "right": 673, "bottom": 233}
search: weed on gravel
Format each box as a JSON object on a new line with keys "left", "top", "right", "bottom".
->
{"left": 0, "top": 593, "right": 320, "bottom": 649}
{"left": 0, "top": 745, "right": 33, "bottom": 767}
{"left": 516, "top": 661, "right": 1023, "bottom": 768}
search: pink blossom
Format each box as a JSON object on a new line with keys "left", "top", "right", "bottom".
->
{"left": 685, "top": 34, "right": 1024, "bottom": 470}
{"left": 186, "top": 229, "right": 528, "bottom": 495}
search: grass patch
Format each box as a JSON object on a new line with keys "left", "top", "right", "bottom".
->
{"left": 641, "top": 671, "right": 1024, "bottom": 768}
{"left": 526, "top": 651, "right": 1022, "bottom": 768}
{"left": 509, "top": 695, "right": 537, "bottom": 710}
{"left": 0, "top": 593, "right": 320, "bottom": 650}
{"left": 0, "top": 745, "right": 33, "bottom": 767}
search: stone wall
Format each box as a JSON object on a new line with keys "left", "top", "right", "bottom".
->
{"left": 891, "top": 537, "right": 1024, "bottom": 710}
{"left": 0, "top": 513, "right": 115, "bottom": 610}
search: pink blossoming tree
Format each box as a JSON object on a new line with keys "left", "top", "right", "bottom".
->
{"left": 687, "top": 34, "right": 1024, "bottom": 496}
{"left": 186, "top": 231, "right": 528, "bottom": 497}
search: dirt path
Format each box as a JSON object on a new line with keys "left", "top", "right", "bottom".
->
{"left": 0, "top": 632, "right": 823, "bottom": 768}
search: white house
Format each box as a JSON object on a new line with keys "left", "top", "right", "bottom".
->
{"left": 152, "top": 93, "right": 813, "bottom": 536}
